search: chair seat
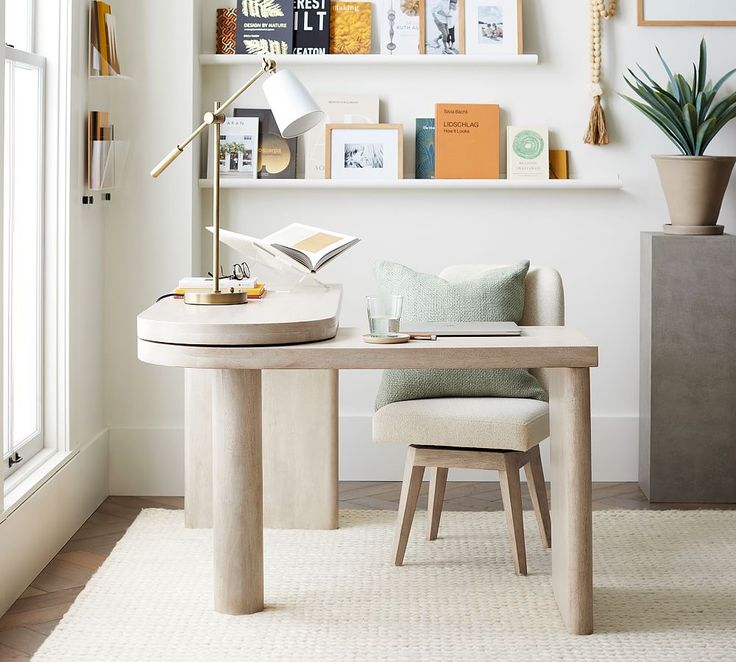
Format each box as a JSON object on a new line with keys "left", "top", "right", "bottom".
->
{"left": 373, "top": 398, "right": 549, "bottom": 452}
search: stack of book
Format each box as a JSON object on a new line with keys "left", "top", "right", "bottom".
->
{"left": 174, "top": 277, "right": 267, "bottom": 299}
{"left": 89, "top": 1, "right": 121, "bottom": 76}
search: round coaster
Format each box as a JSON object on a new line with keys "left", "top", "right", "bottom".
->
{"left": 663, "top": 224, "right": 724, "bottom": 236}
{"left": 362, "top": 333, "right": 410, "bottom": 344}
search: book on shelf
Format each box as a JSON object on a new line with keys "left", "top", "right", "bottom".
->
{"left": 216, "top": 8, "right": 238, "bottom": 54}
{"left": 234, "top": 108, "right": 297, "bottom": 178}
{"left": 329, "top": 1, "right": 372, "bottom": 54}
{"left": 206, "top": 117, "right": 259, "bottom": 179}
{"left": 88, "top": 111, "right": 114, "bottom": 189}
{"left": 549, "top": 149, "right": 568, "bottom": 179}
{"left": 415, "top": 118, "right": 435, "bottom": 179}
{"left": 293, "top": 0, "right": 330, "bottom": 54}
{"left": 90, "top": 1, "right": 121, "bottom": 76}
{"left": 303, "top": 95, "right": 380, "bottom": 179}
{"left": 212, "top": 223, "right": 360, "bottom": 274}
{"left": 236, "top": 0, "right": 294, "bottom": 55}
{"left": 434, "top": 103, "right": 499, "bottom": 179}
{"left": 507, "top": 126, "right": 549, "bottom": 180}
{"left": 380, "top": 0, "right": 420, "bottom": 55}
{"left": 175, "top": 277, "right": 266, "bottom": 299}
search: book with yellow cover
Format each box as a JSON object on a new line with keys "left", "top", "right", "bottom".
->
{"left": 549, "top": 149, "right": 569, "bottom": 179}
{"left": 329, "top": 2, "right": 372, "bottom": 54}
{"left": 434, "top": 103, "right": 500, "bottom": 179}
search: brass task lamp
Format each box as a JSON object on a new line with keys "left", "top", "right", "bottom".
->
{"left": 151, "top": 57, "right": 324, "bottom": 305}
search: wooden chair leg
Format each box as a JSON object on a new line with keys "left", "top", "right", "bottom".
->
{"left": 524, "top": 445, "right": 552, "bottom": 549}
{"left": 427, "top": 467, "right": 448, "bottom": 541}
{"left": 393, "top": 446, "right": 425, "bottom": 566}
{"left": 499, "top": 455, "right": 527, "bottom": 576}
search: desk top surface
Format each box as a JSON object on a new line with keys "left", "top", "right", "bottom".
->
{"left": 138, "top": 325, "right": 598, "bottom": 370}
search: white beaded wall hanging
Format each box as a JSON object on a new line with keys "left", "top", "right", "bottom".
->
{"left": 585, "top": 0, "right": 618, "bottom": 145}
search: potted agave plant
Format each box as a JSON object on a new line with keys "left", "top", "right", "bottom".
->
{"left": 622, "top": 39, "right": 736, "bottom": 234}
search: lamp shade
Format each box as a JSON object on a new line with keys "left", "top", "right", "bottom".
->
{"left": 262, "top": 69, "right": 324, "bottom": 138}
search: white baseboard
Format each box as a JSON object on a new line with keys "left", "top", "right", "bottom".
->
{"left": 0, "top": 430, "right": 109, "bottom": 616}
{"left": 107, "top": 415, "right": 639, "bottom": 495}
{"left": 108, "top": 428, "right": 185, "bottom": 496}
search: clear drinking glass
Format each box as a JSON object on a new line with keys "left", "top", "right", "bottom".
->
{"left": 366, "top": 295, "right": 403, "bottom": 337}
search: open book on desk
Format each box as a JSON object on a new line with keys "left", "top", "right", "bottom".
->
{"left": 209, "top": 223, "right": 360, "bottom": 274}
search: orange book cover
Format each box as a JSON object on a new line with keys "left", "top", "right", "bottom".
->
{"left": 434, "top": 104, "right": 500, "bottom": 179}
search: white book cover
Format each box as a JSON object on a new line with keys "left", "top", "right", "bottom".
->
{"left": 506, "top": 126, "right": 549, "bottom": 180}
{"left": 207, "top": 117, "right": 259, "bottom": 179}
{"left": 303, "top": 95, "right": 380, "bottom": 179}
{"left": 380, "top": 0, "right": 420, "bottom": 55}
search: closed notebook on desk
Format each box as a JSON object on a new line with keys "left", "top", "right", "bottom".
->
{"left": 400, "top": 321, "right": 521, "bottom": 337}
{"left": 434, "top": 103, "right": 500, "bottom": 179}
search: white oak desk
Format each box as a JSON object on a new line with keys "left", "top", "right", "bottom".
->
{"left": 137, "top": 298, "right": 598, "bottom": 634}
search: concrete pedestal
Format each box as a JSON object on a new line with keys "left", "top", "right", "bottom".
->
{"left": 640, "top": 232, "right": 736, "bottom": 503}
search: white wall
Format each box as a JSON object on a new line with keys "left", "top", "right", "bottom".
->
{"left": 103, "top": 0, "right": 199, "bottom": 431}
{"left": 106, "top": 0, "right": 736, "bottom": 490}
{"left": 70, "top": 0, "right": 107, "bottom": 450}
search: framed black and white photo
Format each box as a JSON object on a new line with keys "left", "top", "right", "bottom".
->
{"left": 325, "top": 124, "right": 404, "bottom": 180}
{"left": 464, "top": 0, "right": 521, "bottom": 55}
{"left": 638, "top": 0, "right": 736, "bottom": 26}
{"left": 419, "top": 0, "right": 465, "bottom": 55}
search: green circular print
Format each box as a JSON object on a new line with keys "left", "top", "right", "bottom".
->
{"left": 512, "top": 130, "right": 545, "bottom": 160}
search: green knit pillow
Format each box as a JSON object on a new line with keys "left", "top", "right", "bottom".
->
{"left": 374, "top": 261, "right": 547, "bottom": 410}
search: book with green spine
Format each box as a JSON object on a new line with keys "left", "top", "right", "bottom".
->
{"left": 415, "top": 118, "right": 435, "bottom": 179}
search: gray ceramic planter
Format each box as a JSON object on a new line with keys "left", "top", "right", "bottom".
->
{"left": 653, "top": 155, "right": 736, "bottom": 232}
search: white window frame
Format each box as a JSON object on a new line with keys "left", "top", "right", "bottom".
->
{"left": 2, "top": 0, "right": 70, "bottom": 506}
{"left": 2, "top": 36, "right": 46, "bottom": 482}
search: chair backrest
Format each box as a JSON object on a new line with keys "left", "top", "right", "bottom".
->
{"left": 437, "top": 265, "right": 565, "bottom": 326}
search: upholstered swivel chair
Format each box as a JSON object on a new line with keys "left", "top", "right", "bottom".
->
{"left": 373, "top": 265, "right": 564, "bottom": 575}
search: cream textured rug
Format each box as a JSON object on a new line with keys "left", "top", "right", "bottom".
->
{"left": 34, "top": 509, "right": 736, "bottom": 661}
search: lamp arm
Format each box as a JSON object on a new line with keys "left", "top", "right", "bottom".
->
{"left": 150, "top": 57, "right": 277, "bottom": 178}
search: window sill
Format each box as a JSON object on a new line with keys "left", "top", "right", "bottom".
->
{"left": 2, "top": 449, "right": 77, "bottom": 519}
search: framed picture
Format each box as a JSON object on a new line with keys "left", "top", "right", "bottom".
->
{"left": 638, "top": 0, "right": 736, "bottom": 26}
{"left": 419, "top": 0, "right": 465, "bottom": 55}
{"left": 464, "top": 0, "right": 522, "bottom": 55}
{"left": 325, "top": 124, "right": 404, "bottom": 180}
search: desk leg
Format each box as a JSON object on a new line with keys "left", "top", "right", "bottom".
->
{"left": 185, "top": 369, "right": 214, "bottom": 528}
{"left": 212, "top": 368, "right": 264, "bottom": 615}
{"left": 262, "top": 370, "right": 339, "bottom": 530}
{"left": 184, "top": 368, "right": 338, "bottom": 531}
{"left": 548, "top": 367, "right": 593, "bottom": 635}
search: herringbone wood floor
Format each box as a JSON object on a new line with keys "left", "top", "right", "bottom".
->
{"left": 1, "top": 482, "right": 734, "bottom": 660}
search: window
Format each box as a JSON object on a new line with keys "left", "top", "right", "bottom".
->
{"left": 3, "top": 0, "right": 46, "bottom": 479}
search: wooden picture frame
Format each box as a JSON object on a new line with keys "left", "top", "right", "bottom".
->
{"left": 464, "top": 0, "right": 522, "bottom": 55}
{"left": 325, "top": 123, "right": 404, "bottom": 180}
{"left": 419, "top": 0, "right": 465, "bottom": 55}
{"left": 638, "top": 0, "right": 736, "bottom": 26}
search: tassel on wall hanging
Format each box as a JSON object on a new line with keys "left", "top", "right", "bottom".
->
{"left": 585, "top": 0, "right": 618, "bottom": 145}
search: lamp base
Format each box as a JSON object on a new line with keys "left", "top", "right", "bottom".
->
{"left": 184, "top": 290, "right": 249, "bottom": 305}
